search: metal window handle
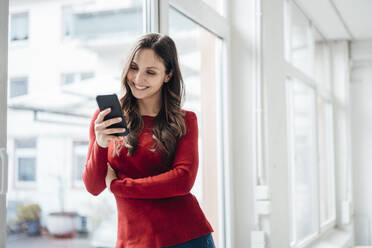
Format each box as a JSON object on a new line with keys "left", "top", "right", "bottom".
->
{"left": 0, "top": 148, "right": 8, "bottom": 194}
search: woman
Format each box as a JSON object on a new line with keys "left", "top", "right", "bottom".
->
{"left": 83, "top": 33, "right": 215, "bottom": 248}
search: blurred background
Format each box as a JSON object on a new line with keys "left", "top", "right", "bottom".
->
{"left": 0, "top": 0, "right": 371, "bottom": 248}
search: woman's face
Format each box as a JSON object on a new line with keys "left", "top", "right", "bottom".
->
{"left": 126, "top": 48, "right": 172, "bottom": 102}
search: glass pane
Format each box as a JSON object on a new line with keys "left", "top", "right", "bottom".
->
{"left": 15, "top": 139, "right": 36, "bottom": 149}
{"left": 169, "top": 6, "right": 223, "bottom": 247}
{"left": 80, "top": 72, "right": 94, "bottom": 81}
{"left": 18, "top": 157, "right": 36, "bottom": 181}
{"left": 10, "top": 12, "right": 28, "bottom": 41}
{"left": 61, "top": 73, "right": 75, "bottom": 85}
{"left": 7, "top": 0, "right": 144, "bottom": 246}
{"left": 63, "top": 2, "right": 142, "bottom": 39}
{"left": 287, "top": 78, "right": 318, "bottom": 243}
{"left": 74, "top": 141, "right": 89, "bottom": 182}
{"left": 9, "top": 77, "right": 28, "bottom": 98}
{"left": 75, "top": 154, "right": 85, "bottom": 181}
{"left": 318, "top": 102, "right": 336, "bottom": 225}
{"left": 285, "top": 1, "right": 314, "bottom": 76}
{"left": 314, "top": 33, "right": 331, "bottom": 91}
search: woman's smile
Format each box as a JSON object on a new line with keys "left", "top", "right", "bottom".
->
{"left": 132, "top": 81, "right": 150, "bottom": 91}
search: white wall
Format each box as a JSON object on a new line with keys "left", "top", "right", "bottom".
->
{"left": 350, "top": 40, "right": 372, "bottom": 245}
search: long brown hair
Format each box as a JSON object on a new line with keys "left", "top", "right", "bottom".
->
{"left": 113, "top": 33, "right": 187, "bottom": 167}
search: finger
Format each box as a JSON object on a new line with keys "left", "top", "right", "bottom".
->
{"left": 96, "top": 108, "right": 111, "bottom": 124}
{"left": 105, "top": 134, "right": 122, "bottom": 142}
{"left": 103, "top": 128, "right": 126, "bottom": 135}
{"left": 102, "top": 117, "right": 123, "bottom": 128}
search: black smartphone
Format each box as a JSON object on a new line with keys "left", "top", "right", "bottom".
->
{"left": 96, "top": 93, "right": 129, "bottom": 136}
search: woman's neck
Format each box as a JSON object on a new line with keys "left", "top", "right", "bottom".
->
{"left": 138, "top": 98, "right": 161, "bottom": 116}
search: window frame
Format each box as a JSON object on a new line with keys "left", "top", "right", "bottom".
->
{"left": 284, "top": 0, "right": 337, "bottom": 247}
{"left": 156, "top": 1, "right": 231, "bottom": 247}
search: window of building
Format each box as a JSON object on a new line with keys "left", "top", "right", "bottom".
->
{"left": 10, "top": 12, "right": 29, "bottom": 42}
{"left": 62, "top": 2, "right": 142, "bottom": 39}
{"left": 14, "top": 138, "right": 37, "bottom": 184}
{"left": 72, "top": 141, "right": 89, "bottom": 187}
{"left": 9, "top": 77, "right": 28, "bottom": 98}
{"left": 61, "top": 72, "right": 95, "bottom": 85}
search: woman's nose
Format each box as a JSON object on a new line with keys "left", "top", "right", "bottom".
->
{"left": 134, "top": 71, "right": 145, "bottom": 83}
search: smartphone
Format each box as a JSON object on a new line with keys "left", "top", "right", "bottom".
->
{"left": 96, "top": 93, "right": 129, "bottom": 136}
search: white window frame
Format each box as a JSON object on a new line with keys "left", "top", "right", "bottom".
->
{"left": 154, "top": 1, "right": 231, "bottom": 247}
{"left": 284, "top": 1, "right": 337, "bottom": 247}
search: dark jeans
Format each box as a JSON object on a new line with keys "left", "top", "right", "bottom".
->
{"left": 164, "top": 233, "right": 216, "bottom": 248}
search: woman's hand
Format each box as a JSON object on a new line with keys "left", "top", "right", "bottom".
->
{"left": 94, "top": 108, "right": 126, "bottom": 148}
{"left": 106, "top": 162, "right": 118, "bottom": 193}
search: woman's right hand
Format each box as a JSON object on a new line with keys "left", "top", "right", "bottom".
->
{"left": 94, "top": 108, "right": 127, "bottom": 148}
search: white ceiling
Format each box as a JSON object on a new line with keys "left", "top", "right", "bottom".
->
{"left": 296, "top": 0, "right": 372, "bottom": 41}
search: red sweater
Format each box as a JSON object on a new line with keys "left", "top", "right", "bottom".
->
{"left": 83, "top": 108, "right": 214, "bottom": 247}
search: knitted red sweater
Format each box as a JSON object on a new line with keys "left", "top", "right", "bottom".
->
{"left": 83, "top": 109, "right": 214, "bottom": 248}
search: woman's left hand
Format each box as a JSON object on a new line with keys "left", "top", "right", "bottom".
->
{"left": 106, "top": 162, "right": 118, "bottom": 193}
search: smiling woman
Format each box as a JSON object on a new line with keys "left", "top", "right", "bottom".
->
{"left": 83, "top": 33, "right": 216, "bottom": 248}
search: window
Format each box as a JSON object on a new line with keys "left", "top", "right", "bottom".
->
{"left": 287, "top": 78, "right": 318, "bottom": 244}
{"left": 9, "top": 77, "right": 28, "bottom": 98}
{"left": 7, "top": 0, "right": 145, "bottom": 245}
{"left": 80, "top": 72, "right": 94, "bottom": 81}
{"left": 318, "top": 101, "right": 336, "bottom": 226}
{"left": 14, "top": 138, "right": 37, "bottom": 184}
{"left": 62, "top": 2, "right": 142, "bottom": 39}
{"left": 61, "top": 72, "right": 95, "bottom": 85}
{"left": 61, "top": 73, "right": 75, "bottom": 85}
{"left": 315, "top": 36, "right": 335, "bottom": 228}
{"left": 284, "top": 0, "right": 314, "bottom": 76}
{"left": 72, "top": 141, "right": 89, "bottom": 187}
{"left": 10, "top": 12, "right": 29, "bottom": 41}
{"left": 285, "top": 1, "right": 336, "bottom": 246}
{"left": 169, "top": 6, "right": 224, "bottom": 247}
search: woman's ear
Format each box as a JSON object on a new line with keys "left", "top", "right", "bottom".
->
{"left": 165, "top": 71, "right": 173, "bottom": 83}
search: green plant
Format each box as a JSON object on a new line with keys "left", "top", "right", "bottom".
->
{"left": 16, "top": 204, "right": 41, "bottom": 222}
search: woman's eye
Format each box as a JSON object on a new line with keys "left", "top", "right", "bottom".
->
{"left": 147, "top": 71, "right": 155, "bottom": 75}
{"left": 130, "top": 66, "right": 137, "bottom": 70}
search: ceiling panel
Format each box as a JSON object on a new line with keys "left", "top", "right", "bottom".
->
{"left": 333, "top": 0, "right": 372, "bottom": 40}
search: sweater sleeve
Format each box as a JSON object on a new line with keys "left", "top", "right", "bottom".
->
{"left": 82, "top": 109, "right": 109, "bottom": 196}
{"left": 110, "top": 111, "right": 199, "bottom": 199}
